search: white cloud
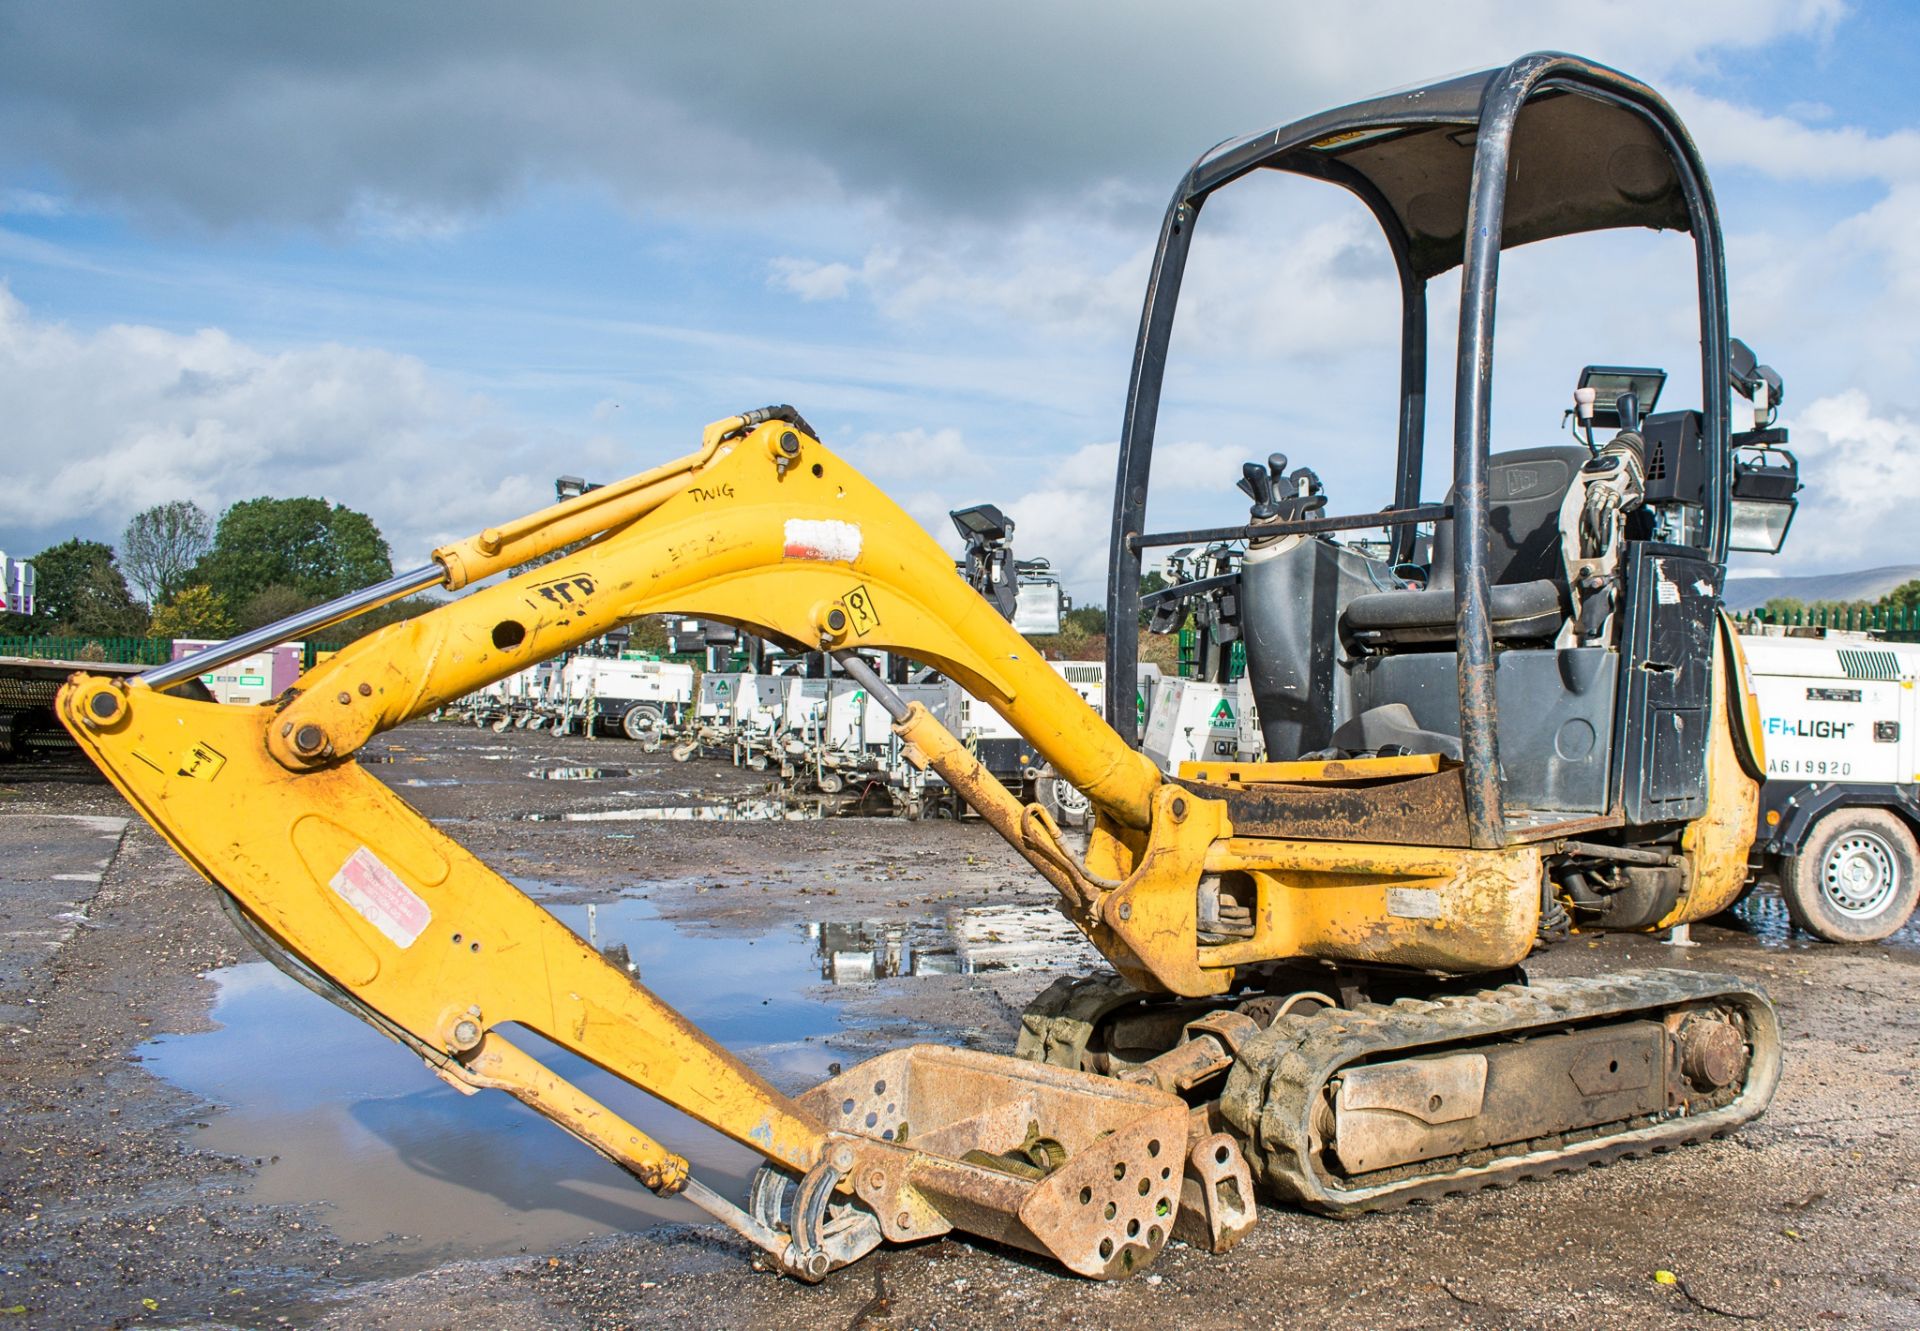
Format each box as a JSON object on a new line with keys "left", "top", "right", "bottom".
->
{"left": 0, "top": 1, "right": 1851, "bottom": 233}
{"left": 1771, "top": 389, "right": 1920, "bottom": 568}
{"left": 0, "top": 286, "right": 609, "bottom": 565}
{"left": 1675, "top": 90, "right": 1920, "bottom": 185}
{"left": 836, "top": 428, "right": 1253, "bottom": 595}
{"left": 0, "top": 188, "right": 65, "bottom": 217}
{"left": 769, "top": 258, "right": 856, "bottom": 302}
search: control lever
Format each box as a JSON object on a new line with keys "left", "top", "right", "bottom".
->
{"left": 1275, "top": 466, "right": 1326, "bottom": 523}
{"left": 1614, "top": 391, "right": 1641, "bottom": 435}
{"left": 1239, "top": 463, "right": 1279, "bottom": 519}
{"left": 1239, "top": 452, "right": 1324, "bottom": 526}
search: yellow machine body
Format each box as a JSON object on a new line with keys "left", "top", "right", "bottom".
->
{"left": 59, "top": 415, "right": 1766, "bottom": 1278}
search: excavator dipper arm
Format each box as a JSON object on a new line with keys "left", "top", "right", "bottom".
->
{"left": 58, "top": 413, "right": 1225, "bottom": 1280}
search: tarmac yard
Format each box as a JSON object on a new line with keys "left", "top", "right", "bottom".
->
{"left": 3, "top": 723, "right": 1919, "bottom": 1330}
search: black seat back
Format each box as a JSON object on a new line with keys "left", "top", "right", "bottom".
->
{"left": 1429, "top": 445, "right": 1590, "bottom": 590}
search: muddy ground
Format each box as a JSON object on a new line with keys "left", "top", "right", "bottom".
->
{"left": 2, "top": 722, "right": 1918, "bottom": 1331}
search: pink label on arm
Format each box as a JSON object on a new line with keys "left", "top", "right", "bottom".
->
{"left": 329, "top": 846, "right": 432, "bottom": 949}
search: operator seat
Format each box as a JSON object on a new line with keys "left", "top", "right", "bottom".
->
{"left": 1342, "top": 445, "right": 1589, "bottom": 649}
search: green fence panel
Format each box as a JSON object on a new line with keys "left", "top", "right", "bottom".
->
{"left": 0, "top": 635, "right": 174, "bottom": 665}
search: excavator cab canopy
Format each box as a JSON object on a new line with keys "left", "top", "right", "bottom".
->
{"left": 1107, "top": 52, "right": 1740, "bottom": 849}
{"left": 1191, "top": 64, "right": 1694, "bottom": 281}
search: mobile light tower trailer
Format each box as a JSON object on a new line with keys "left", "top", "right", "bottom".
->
{"left": 1743, "top": 630, "right": 1920, "bottom": 941}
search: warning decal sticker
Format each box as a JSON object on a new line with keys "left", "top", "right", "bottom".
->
{"left": 330, "top": 846, "right": 432, "bottom": 949}
{"left": 842, "top": 583, "right": 881, "bottom": 635}
{"left": 783, "top": 519, "right": 863, "bottom": 563}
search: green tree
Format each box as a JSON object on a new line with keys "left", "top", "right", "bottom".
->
{"left": 148, "top": 584, "right": 235, "bottom": 639}
{"left": 236, "top": 584, "right": 322, "bottom": 633}
{"left": 11, "top": 539, "right": 146, "bottom": 636}
{"left": 625, "top": 615, "right": 670, "bottom": 655}
{"left": 121, "top": 500, "right": 213, "bottom": 606}
{"left": 194, "top": 497, "right": 393, "bottom": 608}
{"left": 328, "top": 594, "right": 441, "bottom": 644}
{"left": 1761, "top": 596, "right": 1805, "bottom": 620}
{"left": 1062, "top": 606, "right": 1107, "bottom": 637}
{"left": 1880, "top": 580, "right": 1920, "bottom": 615}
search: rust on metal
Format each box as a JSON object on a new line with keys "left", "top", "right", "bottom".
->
{"left": 1329, "top": 1020, "right": 1668, "bottom": 1175}
{"left": 1186, "top": 767, "right": 1474, "bottom": 848}
{"left": 1177, "top": 753, "right": 1443, "bottom": 785}
{"left": 1676, "top": 1013, "right": 1745, "bottom": 1090}
{"left": 1171, "top": 1132, "right": 1257, "bottom": 1254}
{"left": 795, "top": 1044, "right": 1190, "bottom": 1279}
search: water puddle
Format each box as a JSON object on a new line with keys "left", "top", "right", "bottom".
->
{"left": 143, "top": 894, "right": 846, "bottom": 1276}
{"left": 529, "top": 766, "right": 633, "bottom": 781}
{"left": 524, "top": 796, "right": 829, "bottom": 823}
{"left": 1725, "top": 884, "right": 1920, "bottom": 950}
{"left": 142, "top": 891, "right": 1101, "bottom": 1275}
{"left": 811, "top": 904, "right": 1101, "bottom": 982}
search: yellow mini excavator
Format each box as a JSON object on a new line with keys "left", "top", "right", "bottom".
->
{"left": 61, "top": 53, "right": 1796, "bottom": 1281}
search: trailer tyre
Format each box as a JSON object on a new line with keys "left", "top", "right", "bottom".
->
{"left": 1036, "top": 768, "right": 1091, "bottom": 830}
{"left": 1786, "top": 808, "right": 1920, "bottom": 943}
{"left": 621, "top": 705, "right": 665, "bottom": 751}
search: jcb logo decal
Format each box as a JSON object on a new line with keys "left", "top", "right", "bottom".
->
{"left": 534, "top": 574, "right": 596, "bottom": 607}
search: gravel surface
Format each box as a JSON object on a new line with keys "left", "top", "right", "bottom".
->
{"left": 2, "top": 722, "right": 1917, "bottom": 1330}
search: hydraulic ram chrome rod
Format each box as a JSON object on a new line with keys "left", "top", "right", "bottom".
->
{"left": 139, "top": 563, "right": 447, "bottom": 690}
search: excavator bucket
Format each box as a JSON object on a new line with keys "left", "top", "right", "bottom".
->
{"left": 789, "top": 1045, "right": 1233, "bottom": 1278}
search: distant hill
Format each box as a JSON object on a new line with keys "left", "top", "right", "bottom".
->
{"left": 1723, "top": 565, "right": 1920, "bottom": 612}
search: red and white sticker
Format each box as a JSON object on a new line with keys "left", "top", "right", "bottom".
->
{"left": 783, "top": 518, "right": 862, "bottom": 563}
{"left": 330, "top": 846, "right": 431, "bottom": 949}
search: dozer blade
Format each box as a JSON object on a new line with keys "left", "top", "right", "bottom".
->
{"left": 771, "top": 1045, "right": 1232, "bottom": 1279}
{"left": 1221, "top": 968, "right": 1780, "bottom": 1215}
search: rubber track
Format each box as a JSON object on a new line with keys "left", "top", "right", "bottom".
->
{"left": 1014, "top": 972, "right": 1143, "bottom": 1068}
{"left": 1217, "top": 967, "right": 1782, "bottom": 1216}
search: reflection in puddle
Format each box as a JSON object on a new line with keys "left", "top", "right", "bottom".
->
{"left": 1728, "top": 885, "right": 1920, "bottom": 950}
{"left": 812, "top": 904, "right": 1101, "bottom": 983}
{"left": 525, "top": 797, "right": 826, "bottom": 823}
{"left": 143, "top": 895, "right": 843, "bottom": 1277}
{"left": 529, "top": 766, "right": 632, "bottom": 781}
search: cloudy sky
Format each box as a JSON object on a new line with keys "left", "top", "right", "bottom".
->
{"left": 1, "top": 1, "right": 1915, "bottom": 600}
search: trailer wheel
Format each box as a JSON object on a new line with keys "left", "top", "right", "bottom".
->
{"left": 1036, "top": 768, "right": 1092, "bottom": 830}
{"left": 1786, "top": 808, "right": 1920, "bottom": 942}
{"left": 621, "top": 705, "right": 665, "bottom": 751}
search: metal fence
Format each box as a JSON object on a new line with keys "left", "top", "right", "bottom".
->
{"left": 0, "top": 635, "right": 352, "bottom": 668}
{"left": 0, "top": 635, "right": 174, "bottom": 665}
{"left": 1176, "top": 629, "right": 1246, "bottom": 680}
{"left": 1739, "top": 605, "right": 1920, "bottom": 642}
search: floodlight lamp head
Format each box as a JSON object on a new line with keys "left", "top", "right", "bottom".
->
{"left": 950, "top": 504, "right": 1012, "bottom": 546}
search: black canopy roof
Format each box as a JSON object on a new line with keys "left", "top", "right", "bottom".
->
{"left": 1189, "top": 58, "right": 1693, "bottom": 279}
